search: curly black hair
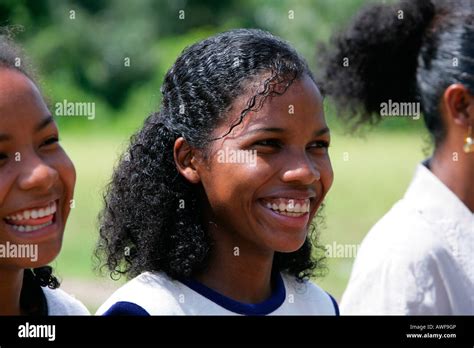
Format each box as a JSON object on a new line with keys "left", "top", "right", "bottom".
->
{"left": 318, "top": 0, "right": 474, "bottom": 146}
{"left": 96, "top": 28, "right": 328, "bottom": 283}
{"left": 0, "top": 28, "right": 60, "bottom": 290}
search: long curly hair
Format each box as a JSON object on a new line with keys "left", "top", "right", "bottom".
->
{"left": 318, "top": 0, "right": 474, "bottom": 146}
{"left": 0, "top": 28, "right": 60, "bottom": 290}
{"left": 96, "top": 28, "right": 328, "bottom": 282}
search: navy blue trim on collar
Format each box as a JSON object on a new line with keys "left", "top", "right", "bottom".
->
{"left": 327, "top": 293, "right": 340, "bottom": 316}
{"left": 102, "top": 301, "right": 150, "bottom": 316}
{"left": 180, "top": 272, "right": 286, "bottom": 316}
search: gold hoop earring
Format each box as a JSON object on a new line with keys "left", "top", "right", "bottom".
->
{"left": 464, "top": 125, "right": 474, "bottom": 153}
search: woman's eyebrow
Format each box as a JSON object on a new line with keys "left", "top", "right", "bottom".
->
{"left": 246, "top": 127, "right": 285, "bottom": 135}
{"left": 35, "top": 115, "right": 54, "bottom": 133}
{"left": 246, "top": 126, "right": 330, "bottom": 137}
{"left": 0, "top": 115, "right": 54, "bottom": 142}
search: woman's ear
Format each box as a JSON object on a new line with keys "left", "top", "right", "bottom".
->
{"left": 443, "top": 84, "right": 473, "bottom": 127}
{"left": 173, "top": 137, "right": 201, "bottom": 184}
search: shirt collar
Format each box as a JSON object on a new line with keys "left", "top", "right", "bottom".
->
{"left": 180, "top": 271, "right": 286, "bottom": 316}
{"left": 403, "top": 160, "right": 474, "bottom": 226}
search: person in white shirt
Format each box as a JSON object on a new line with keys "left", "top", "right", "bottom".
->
{"left": 96, "top": 271, "right": 337, "bottom": 316}
{"left": 319, "top": 0, "right": 473, "bottom": 314}
{"left": 96, "top": 29, "right": 338, "bottom": 316}
{"left": 0, "top": 32, "right": 89, "bottom": 316}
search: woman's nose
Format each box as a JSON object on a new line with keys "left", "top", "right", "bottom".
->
{"left": 17, "top": 156, "right": 59, "bottom": 193}
{"left": 281, "top": 154, "right": 321, "bottom": 185}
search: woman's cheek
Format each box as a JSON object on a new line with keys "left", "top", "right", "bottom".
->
{"left": 0, "top": 171, "right": 15, "bottom": 206}
{"left": 52, "top": 150, "right": 76, "bottom": 219}
{"left": 321, "top": 155, "right": 334, "bottom": 195}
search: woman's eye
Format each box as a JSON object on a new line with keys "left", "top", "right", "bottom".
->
{"left": 42, "top": 137, "right": 59, "bottom": 147}
{"left": 309, "top": 140, "right": 330, "bottom": 149}
{"left": 253, "top": 139, "right": 281, "bottom": 148}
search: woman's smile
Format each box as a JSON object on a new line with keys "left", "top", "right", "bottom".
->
{"left": 257, "top": 198, "right": 311, "bottom": 229}
{"left": 3, "top": 200, "right": 60, "bottom": 238}
{"left": 261, "top": 197, "right": 311, "bottom": 216}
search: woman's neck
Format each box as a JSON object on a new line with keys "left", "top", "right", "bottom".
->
{"left": 0, "top": 267, "right": 24, "bottom": 315}
{"left": 195, "top": 225, "right": 274, "bottom": 304}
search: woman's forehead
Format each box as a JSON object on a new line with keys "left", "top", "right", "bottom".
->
{"left": 225, "top": 77, "right": 324, "bottom": 133}
{"left": 0, "top": 68, "right": 35, "bottom": 100}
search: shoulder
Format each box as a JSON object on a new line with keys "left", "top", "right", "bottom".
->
{"left": 42, "top": 287, "right": 90, "bottom": 315}
{"left": 341, "top": 202, "right": 449, "bottom": 314}
{"left": 96, "top": 272, "right": 187, "bottom": 315}
{"left": 280, "top": 274, "right": 338, "bottom": 315}
{"left": 355, "top": 200, "right": 445, "bottom": 270}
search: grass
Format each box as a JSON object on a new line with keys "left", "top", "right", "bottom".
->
{"left": 52, "top": 126, "right": 429, "bottom": 309}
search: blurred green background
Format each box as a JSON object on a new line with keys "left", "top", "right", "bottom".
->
{"left": 1, "top": 0, "right": 429, "bottom": 312}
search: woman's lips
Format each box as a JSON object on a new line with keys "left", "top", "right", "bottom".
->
{"left": 258, "top": 198, "right": 311, "bottom": 229}
{"left": 260, "top": 197, "right": 311, "bottom": 215}
{"left": 3, "top": 201, "right": 57, "bottom": 233}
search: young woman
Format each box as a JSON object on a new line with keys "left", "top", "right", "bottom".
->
{"left": 320, "top": 0, "right": 473, "bottom": 314}
{"left": 96, "top": 29, "right": 338, "bottom": 315}
{"left": 0, "top": 32, "right": 89, "bottom": 315}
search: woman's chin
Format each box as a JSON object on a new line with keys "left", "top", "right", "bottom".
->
{"left": 23, "top": 244, "right": 61, "bottom": 269}
{"left": 271, "top": 235, "right": 308, "bottom": 254}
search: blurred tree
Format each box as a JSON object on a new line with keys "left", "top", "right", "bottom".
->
{"left": 0, "top": 0, "right": 379, "bottom": 123}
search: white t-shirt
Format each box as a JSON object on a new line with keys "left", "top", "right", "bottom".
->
{"left": 42, "top": 287, "right": 90, "bottom": 315}
{"left": 96, "top": 271, "right": 338, "bottom": 316}
{"left": 341, "top": 161, "right": 474, "bottom": 315}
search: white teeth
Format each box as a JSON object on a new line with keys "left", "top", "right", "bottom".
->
{"left": 4, "top": 201, "right": 57, "bottom": 221}
{"left": 278, "top": 211, "right": 305, "bottom": 217}
{"left": 263, "top": 198, "right": 311, "bottom": 215}
{"left": 11, "top": 221, "right": 53, "bottom": 232}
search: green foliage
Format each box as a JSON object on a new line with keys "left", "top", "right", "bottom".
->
{"left": 0, "top": 0, "right": 408, "bottom": 131}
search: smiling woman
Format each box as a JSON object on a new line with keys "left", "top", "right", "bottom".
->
{"left": 96, "top": 28, "right": 338, "bottom": 316}
{"left": 0, "top": 31, "right": 89, "bottom": 315}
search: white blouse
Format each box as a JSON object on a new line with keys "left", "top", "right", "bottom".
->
{"left": 96, "top": 271, "right": 338, "bottom": 315}
{"left": 43, "top": 287, "right": 90, "bottom": 315}
{"left": 341, "top": 161, "right": 473, "bottom": 315}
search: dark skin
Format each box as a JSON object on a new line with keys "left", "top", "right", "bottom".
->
{"left": 431, "top": 84, "right": 474, "bottom": 212}
{"left": 0, "top": 68, "right": 76, "bottom": 315}
{"left": 174, "top": 74, "right": 333, "bottom": 303}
